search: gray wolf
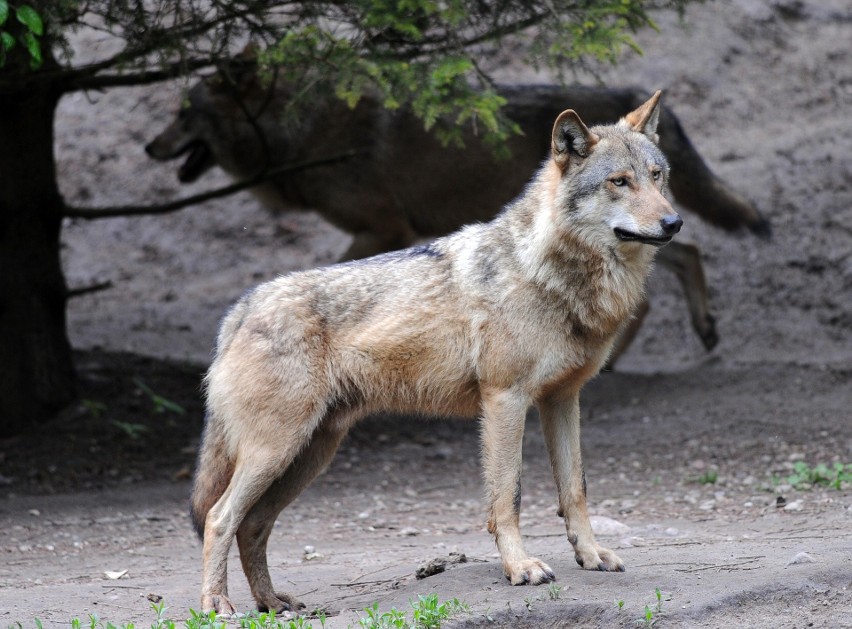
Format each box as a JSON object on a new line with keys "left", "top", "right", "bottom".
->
{"left": 191, "top": 92, "right": 681, "bottom": 614}
{"left": 146, "top": 66, "right": 768, "bottom": 365}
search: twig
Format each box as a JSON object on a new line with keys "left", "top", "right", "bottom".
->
{"left": 67, "top": 280, "right": 113, "bottom": 298}
{"left": 64, "top": 150, "right": 364, "bottom": 220}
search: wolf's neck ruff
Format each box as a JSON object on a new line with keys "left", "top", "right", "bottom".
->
{"left": 506, "top": 160, "right": 659, "bottom": 338}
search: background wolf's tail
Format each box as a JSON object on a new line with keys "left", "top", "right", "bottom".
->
{"left": 658, "top": 107, "right": 771, "bottom": 238}
{"left": 189, "top": 413, "right": 234, "bottom": 540}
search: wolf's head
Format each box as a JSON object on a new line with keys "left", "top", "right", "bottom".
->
{"left": 145, "top": 49, "right": 287, "bottom": 183}
{"left": 549, "top": 91, "right": 682, "bottom": 250}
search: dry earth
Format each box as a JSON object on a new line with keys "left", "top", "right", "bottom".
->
{"left": 1, "top": 0, "right": 851, "bottom": 627}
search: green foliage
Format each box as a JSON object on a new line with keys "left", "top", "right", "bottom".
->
{"left": 0, "top": 1, "right": 43, "bottom": 68}
{"left": 356, "top": 594, "right": 466, "bottom": 628}
{"left": 694, "top": 470, "right": 718, "bottom": 485}
{"left": 547, "top": 582, "right": 563, "bottom": 600}
{"left": 134, "top": 378, "right": 186, "bottom": 416}
{"left": 255, "top": 0, "right": 678, "bottom": 150}
{"left": 785, "top": 461, "right": 852, "bottom": 490}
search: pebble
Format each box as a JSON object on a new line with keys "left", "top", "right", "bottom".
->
{"left": 590, "top": 516, "right": 630, "bottom": 536}
{"left": 787, "top": 551, "right": 816, "bottom": 565}
{"left": 784, "top": 499, "right": 804, "bottom": 512}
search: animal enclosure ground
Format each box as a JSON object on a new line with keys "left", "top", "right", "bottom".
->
{"left": 1, "top": 0, "right": 851, "bottom": 626}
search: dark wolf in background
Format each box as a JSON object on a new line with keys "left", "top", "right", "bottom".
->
{"left": 147, "top": 65, "right": 768, "bottom": 364}
{"left": 192, "top": 92, "right": 681, "bottom": 615}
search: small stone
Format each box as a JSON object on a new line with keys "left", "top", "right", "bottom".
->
{"left": 303, "top": 545, "right": 315, "bottom": 555}
{"left": 784, "top": 499, "right": 804, "bottom": 512}
{"left": 399, "top": 527, "right": 419, "bottom": 537}
{"left": 787, "top": 552, "right": 816, "bottom": 565}
{"left": 590, "top": 516, "right": 630, "bottom": 536}
{"left": 28, "top": 509, "right": 40, "bottom": 517}
{"left": 698, "top": 500, "right": 716, "bottom": 511}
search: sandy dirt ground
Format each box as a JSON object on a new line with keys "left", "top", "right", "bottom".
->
{"left": 1, "top": 0, "right": 851, "bottom": 626}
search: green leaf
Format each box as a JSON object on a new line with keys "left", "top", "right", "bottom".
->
{"left": 1, "top": 30, "right": 13, "bottom": 51}
{"left": 16, "top": 4, "right": 43, "bottom": 35}
{"left": 0, "top": 1, "right": 8, "bottom": 27}
{"left": 22, "top": 29, "right": 41, "bottom": 68}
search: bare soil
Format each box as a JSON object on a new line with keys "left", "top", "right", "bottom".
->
{"left": 2, "top": 0, "right": 851, "bottom": 627}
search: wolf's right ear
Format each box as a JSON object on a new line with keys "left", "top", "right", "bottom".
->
{"left": 552, "top": 110, "right": 600, "bottom": 170}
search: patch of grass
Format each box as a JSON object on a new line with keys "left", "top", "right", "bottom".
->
{"left": 11, "top": 596, "right": 468, "bottom": 629}
{"left": 783, "top": 461, "right": 852, "bottom": 490}
{"left": 356, "top": 594, "right": 467, "bottom": 628}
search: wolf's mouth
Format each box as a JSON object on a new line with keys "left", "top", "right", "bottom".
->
{"left": 178, "top": 141, "right": 215, "bottom": 183}
{"left": 613, "top": 228, "right": 672, "bottom": 246}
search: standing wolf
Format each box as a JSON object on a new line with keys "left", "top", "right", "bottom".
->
{"left": 147, "top": 68, "right": 767, "bottom": 364}
{"left": 192, "top": 91, "right": 680, "bottom": 614}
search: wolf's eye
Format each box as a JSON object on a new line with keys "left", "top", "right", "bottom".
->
{"left": 652, "top": 169, "right": 662, "bottom": 181}
{"left": 611, "top": 177, "right": 627, "bottom": 187}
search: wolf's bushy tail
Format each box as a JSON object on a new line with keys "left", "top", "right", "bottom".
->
{"left": 190, "top": 414, "right": 235, "bottom": 540}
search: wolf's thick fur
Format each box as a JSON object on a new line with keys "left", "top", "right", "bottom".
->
{"left": 193, "top": 92, "right": 682, "bottom": 614}
{"left": 147, "top": 69, "right": 767, "bottom": 363}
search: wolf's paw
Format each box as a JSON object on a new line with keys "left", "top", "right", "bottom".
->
{"left": 699, "top": 314, "right": 719, "bottom": 351}
{"left": 202, "top": 593, "right": 238, "bottom": 616}
{"left": 257, "top": 592, "right": 306, "bottom": 614}
{"left": 504, "top": 557, "right": 556, "bottom": 585}
{"left": 574, "top": 544, "right": 625, "bottom": 572}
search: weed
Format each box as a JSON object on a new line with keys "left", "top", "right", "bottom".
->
{"left": 355, "top": 594, "right": 466, "bottom": 628}
{"left": 134, "top": 378, "right": 186, "bottom": 416}
{"left": 82, "top": 399, "right": 107, "bottom": 419}
{"left": 15, "top": 596, "right": 462, "bottom": 629}
{"left": 785, "top": 461, "right": 852, "bottom": 490}
{"left": 616, "top": 599, "right": 625, "bottom": 611}
{"left": 635, "top": 587, "right": 667, "bottom": 627}
{"left": 697, "top": 470, "right": 718, "bottom": 485}
{"left": 112, "top": 420, "right": 150, "bottom": 440}
{"left": 547, "top": 582, "right": 563, "bottom": 600}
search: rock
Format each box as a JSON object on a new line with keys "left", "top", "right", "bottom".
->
{"left": 590, "top": 515, "right": 630, "bottom": 536}
{"left": 784, "top": 499, "right": 804, "bottom": 512}
{"left": 787, "top": 552, "right": 816, "bottom": 565}
{"left": 415, "top": 552, "right": 467, "bottom": 579}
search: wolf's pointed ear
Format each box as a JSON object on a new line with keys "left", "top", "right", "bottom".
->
{"left": 623, "top": 90, "right": 662, "bottom": 144}
{"left": 552, "top": 110, "right": 600, "bottom": 170}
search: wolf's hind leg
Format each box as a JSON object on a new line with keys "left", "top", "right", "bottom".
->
{"left": 237, "top": 420, "right": 349, "bottom": 613}
{"left": 201, "top": 450, "right": 289, "bottom": 615}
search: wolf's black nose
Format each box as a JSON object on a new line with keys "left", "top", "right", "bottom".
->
{"left": 660, "top": 214, "right": 683, "bottom": 235}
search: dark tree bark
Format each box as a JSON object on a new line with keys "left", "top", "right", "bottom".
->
{"left": 0, "top": 80, "right": 75, "bottom": 437}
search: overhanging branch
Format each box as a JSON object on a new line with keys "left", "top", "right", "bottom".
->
{"left": 64, "top": 150, "right": 364, "bottom": 220}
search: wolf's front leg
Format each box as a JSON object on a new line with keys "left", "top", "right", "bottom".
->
{"left": 538, "top": 390, "right": 625, "bottom": 572}
{"left": 481, "top": 388, "right": 556, "bottom": 585}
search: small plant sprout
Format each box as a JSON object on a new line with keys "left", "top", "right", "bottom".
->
{"left": 547, "top": 582, "right": 563, "bottom": 600}
{"left": 134, "top": 378, "right": 186, "bottom": 416}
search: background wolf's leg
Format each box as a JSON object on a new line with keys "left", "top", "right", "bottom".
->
{"left": 538, "top": 389, "right": 625, "bottom": 572}
{"left": 657, "top": 242, "right": 718, "bottom": 351}
{"left": 236, "top": 421, "right": 349, "bottom": 613}
{"left": 604, "top": 299, "right": 650, "bottom": 370}
{"left": 481, "top": 388, "right": 555, "bottom": 585}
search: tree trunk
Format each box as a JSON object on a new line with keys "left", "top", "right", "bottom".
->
{"left": 0, "top": 83, "right": 76, "bottom": 437}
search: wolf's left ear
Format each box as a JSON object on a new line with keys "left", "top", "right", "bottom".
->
{"left": 623, "top": 90, "right": 662, "bottom": 144}
{"left": 552, "top": 110, "right": 600, "bottom": 170}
